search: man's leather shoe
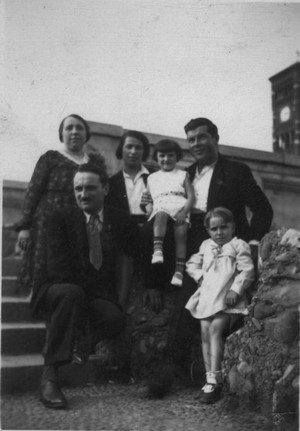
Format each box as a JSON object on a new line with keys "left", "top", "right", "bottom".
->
{"left": 39, "top": 380, "right": 67, "bottom": 409}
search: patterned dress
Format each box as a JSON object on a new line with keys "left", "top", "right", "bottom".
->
{"left": 185, "top": 237, "right": 255, "bottom": 319}
{"left": 147, "top": 168, "right": 190, "bottom": 222}
{"left": 15, "top": 150, "right": 86, "bottom": 293}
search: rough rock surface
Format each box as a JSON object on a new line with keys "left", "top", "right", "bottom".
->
{"left": 223, "top": 228, "right": 299, "bottom": 428}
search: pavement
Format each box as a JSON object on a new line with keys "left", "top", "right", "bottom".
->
{"left": 1, "top": 379, "right": 276, "bottom": 431}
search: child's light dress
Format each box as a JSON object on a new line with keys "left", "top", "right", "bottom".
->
{"left": 185, "top": 237, "right": 255, "bottom": 319}
{"left": 147, "top": 168, "right": 189, "bottom": 222}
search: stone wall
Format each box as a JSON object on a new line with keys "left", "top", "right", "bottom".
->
{"left": 3, "top": 120, "right": 300, "bottom": 234}
{"left": 224, "top": 228, "right": 299, "bottom": 426}
{"left": 94, "top": 227, "right": 299, "bottom": 426}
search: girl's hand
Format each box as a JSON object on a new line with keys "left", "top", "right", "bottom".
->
{"left": 175, "top": 208, "right": 186, "bottom": 224}
{"left": 140, "top": 191, "right": 152, "bottom": 207}
{"left": 17, "top": 230, "right": 30, "bottom": 251}
{"left": 225, "top": 290, "right": 239, "bottom": 306}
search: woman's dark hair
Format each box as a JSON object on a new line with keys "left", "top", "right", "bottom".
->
{"left": 184, "top": 118, "right": 219, "bottom": 142}
{"left": 59, "top": 114, "right": 91, "bottom": 143}
{"left": 115, "top": 130, "right": 150, "bottom": 161}
{"left": 204, "top": 207, "right": 235, "bottom": 229}
{"left": 152, "top": 139, "right": 183, "bottom": 162}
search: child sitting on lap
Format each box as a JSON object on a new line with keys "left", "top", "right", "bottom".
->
{"left": 143, "top": 139, "right": 194, "bottom": 287}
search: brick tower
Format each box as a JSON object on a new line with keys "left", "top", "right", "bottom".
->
{"left": 269, "top": 62, "right": 300, "bottom": 155}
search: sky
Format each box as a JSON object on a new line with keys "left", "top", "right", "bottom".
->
{"left": 1, "top": 0, "right": 300, "bottom": 181}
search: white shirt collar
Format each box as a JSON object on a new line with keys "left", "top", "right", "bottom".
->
{"left": 195, "top": 160, "right": 217, "bottom": 177}
{"left": 122, "top": 165, "right": 149, "bottom": 180}
{"left": 83, "top": 209, "right": 104, "bottom": 224}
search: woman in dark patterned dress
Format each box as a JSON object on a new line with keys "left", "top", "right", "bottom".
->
{"left": 15, "top": 114, "right": 96, "bottom": 304}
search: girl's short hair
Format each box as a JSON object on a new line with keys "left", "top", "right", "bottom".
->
{"left": 58, "top": 114, "right": 91, "bottom": 143}
{"left": 116, "top": 130, "right": 150, "bottom": 161}
{"left": 152, "top": 139, "right": 183, "bottom": 162}
{"left": 204, "top": 207, "right": 235, "bottom": 229}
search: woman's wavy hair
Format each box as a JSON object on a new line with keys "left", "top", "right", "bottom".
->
{"left": 152, "top": 139, "right": 183, "bottom": 162}
{"left": 59, "top": 114, "right": 91, "bottom": 143}
{"left": 116, "top": 130, "right": 150, "bottom": 161}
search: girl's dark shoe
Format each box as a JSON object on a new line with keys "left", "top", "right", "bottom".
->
{"left": 200, "top": 383, "right": 223, "bottom": 404}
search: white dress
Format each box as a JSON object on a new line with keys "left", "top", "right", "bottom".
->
{"left": 185, "top": 237, "right": 255, "bottom": 319}
{"left": 147, "top": 169, "right": 189, "bottom": 222}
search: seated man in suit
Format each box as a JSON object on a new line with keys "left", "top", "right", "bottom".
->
{"left": 146, "top": 117, "right": 273, "bottom": 393}
{"left": 37, "top": 158, "right": 139, "bottom": 409}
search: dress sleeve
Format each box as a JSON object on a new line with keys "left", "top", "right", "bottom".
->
{"left": 15, "top": 153, "right": 51, "bottom": 231}
{"left": 230, "top": 239, "right": 255, "bottom": 296}
{"left": 185, "top": 240, "right": 206, "bottom": 282}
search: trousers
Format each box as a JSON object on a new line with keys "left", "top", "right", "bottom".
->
{"left": 43, "top": 283, "right": 125, "bottom": 366}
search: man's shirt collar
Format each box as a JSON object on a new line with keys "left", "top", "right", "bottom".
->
{"left": 83, "top": 209, "right": 104, "bottom": 224}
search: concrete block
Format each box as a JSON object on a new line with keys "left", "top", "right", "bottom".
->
{"left": 2, "top": 277, "right": 30, "bottom": 297}
{"left": 1, "top": 322, "right": 46, "bottom": 355}
{"left": 2, "top": 256, "right": 22, "bottom": 276}
{"left": 1, "top": 297, "right": 34, "bottom": 323}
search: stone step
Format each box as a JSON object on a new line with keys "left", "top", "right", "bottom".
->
{"left": 1, "top": 322, "right": 46, "bottom": 355}
{"left": 2, "top": 256, "right": 22, "bottom": 276}
{"left": 1, "top": 354, "right": 115, "bottom": 394}
{"left": 2, "top": 226, "right": 19, "bottom": 258}
{"left": 1, "top": 296, "right": 35, "bottom": 323}
{"left": 2, "top": 276, "right": 30, "bottom": 297}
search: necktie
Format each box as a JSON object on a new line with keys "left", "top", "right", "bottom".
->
{"left": 87, "top": 214, "right": 103, "bottom": 270}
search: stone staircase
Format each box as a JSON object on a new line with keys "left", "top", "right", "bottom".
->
{"left": 1, "top": 253, "right": 46, "bottom": 393}
{"left": 1, "top": 231, "right": 110, "bottom": 395}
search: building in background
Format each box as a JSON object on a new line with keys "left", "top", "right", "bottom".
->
{"left": 269, "top": 62, "right": 300, "bottom": 155}
{"left": 3, "top": 63, "right": 300, "bottom": 252}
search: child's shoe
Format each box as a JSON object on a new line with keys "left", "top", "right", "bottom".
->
{"left": 170, "top": 271, "right": 183, "bottom": 287}
{"left": 200, "top": 383, "right": 223, "bottom": 404}
{"left": 151, "top": 250, "right": 164, "bottom": 264}
{"left": 200, "top": 371, "right": 223, "bottom": 404}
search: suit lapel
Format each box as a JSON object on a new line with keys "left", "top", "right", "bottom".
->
{"left": 115, "top": 171, "right": 130, "bottom": 212}
{"left": 187, "top": 163, "right": 198, "bottom": 182}
{"left": 70, "top": 209, "right": 89, "bottom": 256}
{"left": 207, "top": 155, "right": 225, "bottom": 210}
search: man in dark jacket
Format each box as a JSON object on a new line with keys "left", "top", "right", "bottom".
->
{"left": 38, "top": 161, "right": 139, "bottom": 409}
{"left": 147, "top": 117, "right": 273, "bottom": 394}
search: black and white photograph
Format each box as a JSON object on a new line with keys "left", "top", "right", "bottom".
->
{"left": 1, "top": 1, "right": 300, "bottom": 430}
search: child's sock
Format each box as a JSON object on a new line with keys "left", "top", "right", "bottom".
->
{"left": 153, "top": 236, "right": 164, "bottom": 254}
{"left": 174, "top": 258, "right": 185, "bottom": 274}
{"left": 152, "top": 237, "right": 164, "bottom": 264}
{"left": 170, "top": 258, "right": 185, "bottom": 287}
{"left": 206, "top": 371, "right": 222, "bottom": 386}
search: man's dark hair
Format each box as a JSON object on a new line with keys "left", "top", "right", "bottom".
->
{"left": 58, "top": 114, "right": 91, "bottom": 142}
{"left": 152, "top": 139, "right": 183, "bottom": 162}
{"left": 184, "top": 118, "right": 219, "bottom": 141}
{"left": 116, "top": 130, "right": 150, "bottom": 161}
{"left": 77, "top": 152, "right": 109, "bottom": 186}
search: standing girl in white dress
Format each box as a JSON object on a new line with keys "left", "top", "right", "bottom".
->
{"left": 185, "top": 207, "right": 254, "bottom": 403}
{"left": 143, "top": 139, "right": 194, "bottom": 287}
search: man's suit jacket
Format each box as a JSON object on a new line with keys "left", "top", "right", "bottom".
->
{"left": 31, "top": 205, "right": 139, "bottom": 317}
{"left": 187, "top": 154, "right": 273, "bottom": 242}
